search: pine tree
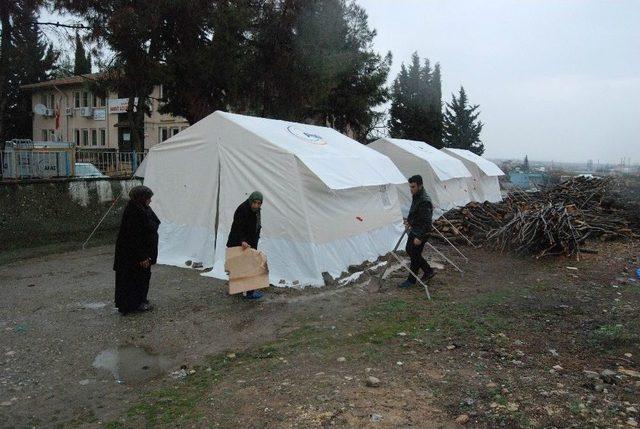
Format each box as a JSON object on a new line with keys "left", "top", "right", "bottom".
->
{"left": 523, "top": 155, "right": 529, "bottom": 171}
{"left": 442, "top": 86, "right": 484, "bottom": 155}
{"left": 1, "top": 6, "right": 57, "bottom": 141}
{"left": 73, "top": 33, "right": 91, "bottom": 75}
{"left": 388, "top": 52, "right": 443, "bottom": 147}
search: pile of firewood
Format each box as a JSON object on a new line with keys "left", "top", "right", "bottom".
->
{"left": 432, "top": 176, "right": 635, "bottom": 259}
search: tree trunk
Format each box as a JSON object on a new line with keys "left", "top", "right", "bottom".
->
{"left": 0, "top": 1, "right": 13, "bottom": 145}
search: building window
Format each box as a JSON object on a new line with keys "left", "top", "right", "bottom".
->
{"left": 82, "top": 129, "right": 89, "bottom": 146}
{"left": 82, "top": 91, "right": 89, "bottom": 107}
{"left": 91, "top": 93, "right": 97, "bottom": 108}
{"left": 49, "top": 94, "right": 55, "bottom": 109}
{"left": 91, "top": 129, "right": 98, "bottom": 146}
{"left": 97, "top": 96, "right": 106, "bottom": 107}
{"left": 171, "top": 127, "right": 180, "bottom": 137}
{"left": 42, "top": 129, "right": 48, "bottom": 141}
{"left": 74, "top": 129, "right": 80, "bottom": 145}
{"left": 74, "top": 92, "right": 81, "bottom": 108}
{"left": 100, "top": 129, "right": 106, "bottom": 146}
{"left": 49, "top": 130, "right": 56, "bottom": 141}
{"left": 159, "top": 127, "right": 169, "bottom": 143}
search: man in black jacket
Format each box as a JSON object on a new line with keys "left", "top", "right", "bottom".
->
{"left": 227, "top": 191, "right": 264, "bottom": 299}
{"left": 399, "top": 175, "right": 435, "bottom": 288}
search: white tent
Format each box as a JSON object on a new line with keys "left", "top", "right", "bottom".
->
{"left": 368, "top": 138, "right": 473, "bottom": 217}
{"left": 441, "top": 148, "right": 505, "bottom": 203}
{"left": 141, "top": 111, "right": 407, "bottom": 287}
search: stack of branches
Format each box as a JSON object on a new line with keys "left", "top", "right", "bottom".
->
{"left": 432, "top": 176, "right": 635, "bottom": 258}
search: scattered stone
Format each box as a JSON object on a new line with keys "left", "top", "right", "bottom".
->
{"left": 337, "top": 357, "right": 346, "bottom": 363}
{"left": 1, "top": 401, "right": 12, "bottom": 407}
{"left": 344, "top": 376, "right": 353, "bottom": 381}
{"left": 625, "top": 353, "right": 633, "bottom": 358}
{"left": 316, "top": 394, "right": 330, "bottom": 402}
{"left": 507, "top": 403, "right": 519, "bottom": 412}
{"left": 455, "top": 414, "right": 470, "bottom": 424}
{"left": 513, "top": 340, "right": 524, "bottom": 346}
{"left": 490, "top": 402, "right": 499, "bottom": 409}
{"left": 627, "top": 407, "right": 638, "bottom": 414}
{"left": 446, "top": 344, "right": 456, "bottom": 350}
{"left": 486, "top": 382, "right": 498, "bottom": 389}
{"left": 365, "top": 368, "right": 372, "bottom": 373}
{"left": 396, "top": 361, "right": 403, "bottom": 366}
{"left": 322, "top": 272, "right": 337, "bottom": 286}
{"left": 584, "top": 370, "right": 601, "bottom": 380}
{"left": 627, "top": 417, "right": 638, "bottom": 427}
{"left": 226, "top": 353, "right": 236, "bottom": 359}
{"left": 601, "top": 369, "right": 618, "bottom": 384}
{"left": 370, "top": 413, "right": 383, "bottom": 423}
{"left": 549, "top": 349, "right": 559, "bottom": 357}
{"left": 5, "top": 351, "right": 15, "bottom": 357}
{"left": 594, "top": 384, "right": 605, "bottom": 393}
{"left": 78, "top": 379, "right": 92, "bottom": 386}
{"left": 188, "top": 369, "right": 196, "bottom": 375}
{"left": 397, "top": 332, "right": 407, "bottom": 337}
{"left": 366, "top": 376, "right": 381, "bottom": 388}
{"left": 553, "top": 365, "right": 563, "bottom": 372}
{"left": 618, "top": 368, "right": 640, "bottom": 379}
{"left": 315, "top": 372, "right": 325, "bottom": 376}
{"left": 170, "top": 369, "right": 187, "bottom": 379}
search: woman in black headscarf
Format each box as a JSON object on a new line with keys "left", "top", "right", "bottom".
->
{"left": 113, "top": 185, "right": 161, "bottom": 314}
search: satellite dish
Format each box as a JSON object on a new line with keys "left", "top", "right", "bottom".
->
{"left": 34, "top": 104, "right": 47, "bottom": 115}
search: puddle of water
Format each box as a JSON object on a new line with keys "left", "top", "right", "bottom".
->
{"left": 81, "top": 302, "right": 107, "bottom": 310}
{"left": 92, "top": 346, "right": 173, "bottom": 384}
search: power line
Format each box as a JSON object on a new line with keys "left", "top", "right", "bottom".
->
{"left": 34, "top": 21, "right": 96, "bottom": 30}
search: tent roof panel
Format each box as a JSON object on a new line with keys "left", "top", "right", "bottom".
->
{"left": 377, "top": 138, "right": 472, "bottom": 181}
{"left": 216, "top": 111, "right": 406, "bottom": 189}
{"left": 443, "top": 148, "right": 505, "bottom": 177}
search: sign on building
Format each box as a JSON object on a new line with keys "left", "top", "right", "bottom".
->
{"left": 108, "top": 98, "right": 138, "bottom": 114}
{"left": 93, "top": 108, "right": 107, "bottom": 121}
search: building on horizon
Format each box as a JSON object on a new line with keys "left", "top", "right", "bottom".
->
{"left": 21, "top": 74, "right": 189, "bottom": 151}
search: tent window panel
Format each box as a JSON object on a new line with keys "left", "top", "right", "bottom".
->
{"left": 379, "top": 185, "right": 391, "bottom": 209}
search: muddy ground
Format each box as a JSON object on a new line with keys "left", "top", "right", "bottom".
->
{"left": 1, "top": 239, "right": 639, "bottom": 429}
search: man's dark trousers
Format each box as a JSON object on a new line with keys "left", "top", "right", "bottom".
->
{"left": 405, "top": 234, "right": 432, "bottom": 283}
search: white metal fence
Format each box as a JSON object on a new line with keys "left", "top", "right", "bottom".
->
{"left": 1, "top": 149, "right": 146, "bottom": 181}
{"left": 75, "top": 150, "right": 146, "bottom": 178}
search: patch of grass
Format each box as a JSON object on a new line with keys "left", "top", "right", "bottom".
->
{"left": 588, "top": 323, "right": 638, "bottom": 348}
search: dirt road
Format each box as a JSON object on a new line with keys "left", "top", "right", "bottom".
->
{"left": 1, "top": 241, "right": 639, "bottom": 428}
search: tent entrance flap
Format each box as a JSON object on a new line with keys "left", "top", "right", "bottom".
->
{"left": 213, "top": 159, "right": 222, "bottom": 253}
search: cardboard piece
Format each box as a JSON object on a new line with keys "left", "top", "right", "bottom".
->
{"left": 224, "top": 247, "right": 269, "bottom": 295}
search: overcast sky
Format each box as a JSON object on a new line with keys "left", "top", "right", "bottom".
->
{"left": 42, "top": 1, "right": 639, "bottom": 163}
{"left": 358, "top": 0, "right": 640, "bottom": 163}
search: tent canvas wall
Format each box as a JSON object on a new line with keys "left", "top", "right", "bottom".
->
{"left": 441, "top": 148, "right": 504, "bottom": 203}
{"left": 369, "top": 138, "right": 473, "bottom": 217}
{"left": 141, "top": 111, "right": 407, "bottom": 287}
